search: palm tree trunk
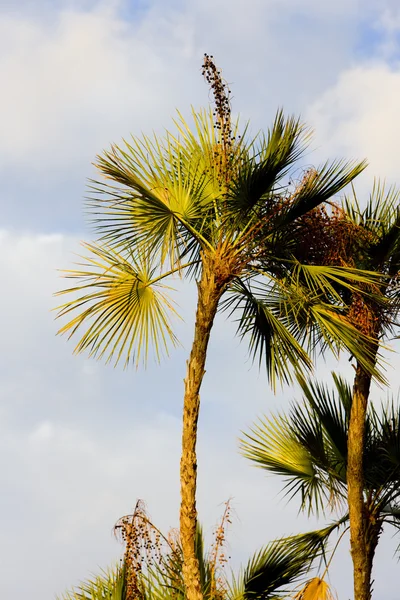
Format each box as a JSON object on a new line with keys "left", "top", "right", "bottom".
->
{"left": 180, "top": 257, "right": 224, "bottom": 600}
{"left": 365, "top": 517, "right": 381, "bottom": 600}
{"left": 347, "top": 363, "right": 373, "bottom": 600}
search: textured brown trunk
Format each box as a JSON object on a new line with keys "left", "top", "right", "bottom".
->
{"left": 347, "top": 364, "right": 373, "bottom": 600}
{"left": 365, "top": 517, "right": 381, "bottom": 600}
{"left": 179, "top": 256, "right": 224, "bottom": 600}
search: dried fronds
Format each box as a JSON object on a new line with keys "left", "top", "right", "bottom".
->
{"left": 209, "top": 500, "right": 233, "bottom": 600}
{"left": 293, "top": 199, "right": 374, "bottom": 270}
{"left": 293, "top": 577, "right": 337, "bottom": 600}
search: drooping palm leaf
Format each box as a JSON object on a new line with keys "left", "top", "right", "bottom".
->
{"left": 223, "top": 277, "right": 312, "bottom": 387}
{"left": 278, "top": 159, "right": 367, "bottom": 227}
{"left": 241, "top": 410, "right": 337, "bottom": 515}
{"left": 229, "top": 526, "right": 338, "bottom": 600}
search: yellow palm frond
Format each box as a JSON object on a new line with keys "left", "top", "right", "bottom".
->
{"left": 293, "top": 577, "right": 336, "bottom": 600}
{"left": 55, "top": 242, "right": 181, "bottom": 367}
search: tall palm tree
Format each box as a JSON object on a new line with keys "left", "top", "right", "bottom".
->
{"left": 342, "top": 184, "right": 400, "bottom": 600}
{"left": 55, "top": 57, "right": 378, "bottom": 600}
{"left": 272, "top": 182, "right": 400, "bottom": 600}
{"left": 241, "top": 374, "right": 400, "bottom": 596}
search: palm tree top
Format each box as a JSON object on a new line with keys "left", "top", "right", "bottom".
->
{"left": 54, "top": 55, "right": 381, "bottom": 387}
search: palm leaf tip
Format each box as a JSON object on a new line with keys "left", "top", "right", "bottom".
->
{"left": 54, "top": 243, "right": 181, "bottom": 368}
{"left": 242, "top": 534, "right": 321, "bottom": 600}
{"left": 224, "top": 279, "right": 313, "bottom": 389}
{"left": 293, "top": 577, "right": 336, "bottom": 600}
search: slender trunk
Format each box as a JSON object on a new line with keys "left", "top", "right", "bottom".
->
{"left": 180, "top": 257, "right": 224, "bottom": 600}
{"left": 347, "top": 363, "right": 373, "bottom": 600}
{"left": 365, "top": 517, "right": 381, "bottom": 600}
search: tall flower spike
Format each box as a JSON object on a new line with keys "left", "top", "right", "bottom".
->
{"left": 202, "top": 54, "right": 234, "bottom": 189}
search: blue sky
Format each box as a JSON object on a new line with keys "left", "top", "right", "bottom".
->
{"left": 1, "top": 1, "right": 400, "bottom": 599}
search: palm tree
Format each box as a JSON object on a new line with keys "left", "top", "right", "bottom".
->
{"left": 59, "top": 502, "right": 331, "bottom": 600}
{"left": 241, "top": 373, "right": 400, "bottom": 597}
{"left": 272, "top": 182, "right": 400, "bottom": 600}
{"left": 55, "top": 56, "right": 377, "bottom": 600}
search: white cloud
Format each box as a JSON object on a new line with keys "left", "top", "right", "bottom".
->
{"left": 0, "top": 5, "right": 195, "bottom": 172}
{"left": 306, "top": 61, "right": 400, "bottom": 191}
{"left": 0, "top": 0, "right": 389, "bottom": 177}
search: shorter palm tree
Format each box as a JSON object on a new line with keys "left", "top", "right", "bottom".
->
{"left": 241, "top": 374, "right": 400, "bottom": 595}
{"left": 59, "top": 501, "right": 333, "bottom": 600}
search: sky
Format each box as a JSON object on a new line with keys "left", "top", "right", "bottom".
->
{"left": 1, "top": 0, "right": 400, "bottom": 598}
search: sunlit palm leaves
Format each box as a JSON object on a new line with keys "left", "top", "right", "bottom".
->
{"left": 55, "top": 243, "right": 180, "bottom": 366}
{"left": 59, "top": 526, "right": 329, "bottom": 600}
{"left": 224, "top": 268, "right": 384, "bottom": 388}
{"left": 343, "top": 181, "right": 400, "bottom": 319}
{"left": 58, "top": 565, "right": 125, "bottom": 600}
{"left": 56, "top": 102, "right": 374, "bottom": 377}
{"left": 241, "top": 372, "right": 400, "bottom": 528}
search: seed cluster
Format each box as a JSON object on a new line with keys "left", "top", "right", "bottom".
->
{"left": 209, "top": 500, "right": 233, "bottom": 600}
{"left": 115, "top": 499, "right": 234, "bottom": 600}
{"left": 114, "top": 500, "right": 163, "bottom": 600}
{"left": 202, "top": 54, "right": 233, "bottom": 151}
{"left": 292, "top": 193, "right": 384, "bottom": 336}
{"left": 202, "top": 54, "right": 237, "bottom": 189}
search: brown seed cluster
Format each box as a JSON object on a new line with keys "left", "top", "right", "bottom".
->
{"left": 114, "top": 500, "right": 164, "bottom": 600}
{"left": 209, "top": 500, "right": 233, "bottom": 600}
{"left": 115, "top": 499, "right": 234, "bottom": 600}
{"left": 202, "top": 54, "right": 233, "bottom": 150}
{"left": 202, "top": 54, "right": 237, "bottom": 189}
{"left": 292, "top": 197, "right": 384, "bottom": 335}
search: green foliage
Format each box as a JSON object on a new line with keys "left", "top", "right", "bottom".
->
{"left": 55, "top": 98, "right": 380, "bottom": 385}
{"left": 241, "top": 372, "right": 400, "bottom": 526}
{"left": 59, "top": 526, "right": 327, "bottom": 600}
{"left": 58, "top": 565, "right": 126, "bottom": 600}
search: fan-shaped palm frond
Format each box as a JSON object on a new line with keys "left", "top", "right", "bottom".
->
{"left": 278, "top": 158, "right": 367, "bottom": 227}
{"left": 55, "top": 242, "right": 182, "bottom": 367}
{"left": 241, "top": 374, "right": 400, "bottom": 517}
{"left": 242, "top": 372, "right": 400, "bottom": 596}
{"left": 227, "top": 523, "right": 343, "bottom": 600}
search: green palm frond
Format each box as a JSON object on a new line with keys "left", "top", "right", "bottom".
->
{"left": 364, "top": 398, "right": 400, "bottom": 501}
{"left": 225, "top": 266, "right": 386, "bottom": 388}
{"left": 58, "top": 564, "right": 125, "bottom": 600}
{"left": 226, "top": 111, "right": 309, "bottom": 216}
{"left": 90, "top": 132, "right": 214, "bottom": 265}
{"left": 240, "top": 412, "right": 333, "bottom": 515}
{"left": 279, "top": 159, "right": 367, "bottom": 226}
{"left": 344, "top": 180, "right": 400, "bottom": 237}
{"left": 242, "top": 369, "right": 400, "bottom": 522}
{"left": 229, "top": 530, "right": 329, "bottom": 600}
{"left": 223, "top": 277, "right": 312, "bottom": 388}
{"left": 296, "top": 376, "right": 348, "bottom": 476}
{"left": 55, "top": 243, "right": 182, "bottom": 367}
{"left": 268, "top": 264, "right": 386, "bottom": 383}
{"left": 289, "top": 263, "right": 384, "bottom": 301}
{"left": 344, "top": 180, "right": 400, "bottom": 302}
{"left": 241, "top": 375, "right": 355, "bottom": 515}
